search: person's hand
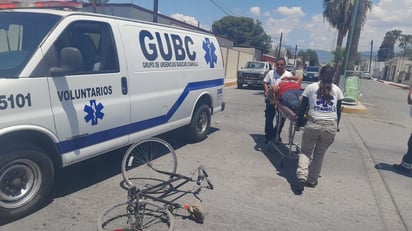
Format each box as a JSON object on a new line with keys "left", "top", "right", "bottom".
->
{"left": 273, "top": 99, "right": 279, "bottom": 109}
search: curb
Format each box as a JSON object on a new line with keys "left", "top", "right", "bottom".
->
{"left": 377, "top": 79, "right": 410, "bottom": 89}
{"left": 342, "top": 101, "right": 368, "bottom": 114}
{"left": 224, "top": 81, "right": 237, "bottom": 87}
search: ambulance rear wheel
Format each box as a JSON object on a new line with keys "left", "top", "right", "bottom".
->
{"left": 189, "top": 104, "right": 211, "bottom": 142}
{"left": 0, "top": 145, "right": 54, "bottom": 222}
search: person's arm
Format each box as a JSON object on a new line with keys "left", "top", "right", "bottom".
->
{"left": 408, "top": 88, "right": 412, "bottom": 105}
{"left": 337, "top": 99, "right": 342, "bottom": 132}
{"left": 295, "top": 74, "right": 303, "bottom": 86}
{"left": 281, "top": 75, "right": 301, "bottom": 81}
{"left": 296, "top": 96, "right": 309, "bottom": 127}
{"left": 263, "top": 82, "right": 269, "bottom": 96}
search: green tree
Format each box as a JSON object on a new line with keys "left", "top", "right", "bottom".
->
{"left": 212, "top": 16, "right": 272, "bottom": 53}
{"left": 297, "top": 49, "right": 320, "bottom": 67}
{"left": 398, "top": 33, "right": 412, "bottom": 58}
{"left": 377, "top": 30, "right": 401, "bottom": 61}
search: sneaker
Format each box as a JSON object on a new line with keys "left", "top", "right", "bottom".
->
{"left": 393, "top": 164, "right": 412, "bottom": 175}
{"left": 295, "top": 179, "right": 305, "bottom": 194}
{"left": 305, "top": 181, "right": 318, "bottom": 188}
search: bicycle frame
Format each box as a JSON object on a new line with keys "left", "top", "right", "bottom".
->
{"left": 126, "top": 165, "right": 213, "bottom": 226}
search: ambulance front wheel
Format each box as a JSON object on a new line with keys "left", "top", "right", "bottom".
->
{"left": 188, "top": 104, "right": 211, "bottom": 142}
{"left": 0, "top": 145, "right": 54, "bottom": 223}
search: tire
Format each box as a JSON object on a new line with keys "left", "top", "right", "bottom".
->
{"left": 0, "top": 145, "right": 54, "bottom": 222}
{"left": 121, "top": 138, "right": 177, "bottom": 191}
{"left": 97, "top": 199, "right": 174, "bottom": 231}
{"left": 188, "top": 104, "right": 211, "bottom": 142}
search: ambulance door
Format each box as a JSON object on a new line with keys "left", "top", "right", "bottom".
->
{"left": 45, "top": 20, "right": 130, "bottom": 159}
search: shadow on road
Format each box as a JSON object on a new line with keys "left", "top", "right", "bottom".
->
{"left": 375, "top": 162, "right": 412, "bottom": 178}
{"left": 53, "top": 126, "right": 220, "bottom": 198}
{"left": 250, "top": 134, "right": 300, "bottom": 194}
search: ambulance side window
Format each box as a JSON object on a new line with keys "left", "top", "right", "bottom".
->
{"left": 33, "top": 20, "right": 119, "bottom": 76}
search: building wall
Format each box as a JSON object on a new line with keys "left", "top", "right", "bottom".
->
{"left": 383, "top": 57, "right": 412, "bottom": 85}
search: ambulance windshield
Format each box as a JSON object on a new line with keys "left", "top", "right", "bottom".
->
{"left": 0, "top": 12, "right": 60, "bottom": 77}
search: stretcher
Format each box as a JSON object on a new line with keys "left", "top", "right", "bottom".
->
{"left": 270, "top": 102, "right": 300, "bottom": 168}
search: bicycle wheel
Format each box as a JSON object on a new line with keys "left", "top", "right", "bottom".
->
{"left": 97, "top": 200, "right": 174, "bottom": 231}
{"left": 122, "top": 138, "right": 177, "bottom": 190}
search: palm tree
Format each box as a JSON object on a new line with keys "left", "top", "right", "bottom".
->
{"left": 323, "top": 0, "right": 353, "bottom": 84}
{"left": 322, "top": 0, "right": 372, "bottom": 84}
{"left": 323, "top": 0, "right": 353, "bottom": 50}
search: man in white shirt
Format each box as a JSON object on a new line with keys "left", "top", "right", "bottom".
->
{"left": 263, "top": 57, "right": 293, "bottom": 144}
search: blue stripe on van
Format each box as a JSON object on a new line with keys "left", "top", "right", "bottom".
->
{"left": 56, "top": 78, "right": 224, "bottom": 154}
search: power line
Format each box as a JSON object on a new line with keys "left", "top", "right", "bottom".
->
{"left": 210, "top": 0, "right": 233, "bottom": 16}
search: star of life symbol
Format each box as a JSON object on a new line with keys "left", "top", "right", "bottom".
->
{"left": 84, "top": 99, "right": 104, "bottom": 125}
{"left": 316, "top": 96, "right": 335, "bottom": 107}
{"left": 202, "top": 38, "right": 218, "bottom": 68}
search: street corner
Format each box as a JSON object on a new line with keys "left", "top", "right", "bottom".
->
{"left": 342, "top": 101, "right": 368, "bottom": 114}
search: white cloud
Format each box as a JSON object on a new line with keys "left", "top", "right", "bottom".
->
{"left": 259, "top": 0, "right": 412, "bottom": 53}
{"left": 170, "top": 13, "right": 199, "bottom": 27}
{"left": 262, "top": 6, "right": 309, "bottom": 50}
{"left": 359, "top": 0, "right": 412, "bottom": 51}
{"left": 305, "top": 14, "right": 337, "bottom": 51}
{"left": 250, "top": 6, "right": 260, "bottom": 16}
{"left": 275, "top": 6, "right": 305, "bottom": 17}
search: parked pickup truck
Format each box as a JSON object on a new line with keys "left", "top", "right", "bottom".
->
{"left": 237, "top": 61, "right": 272, "bottom": 89}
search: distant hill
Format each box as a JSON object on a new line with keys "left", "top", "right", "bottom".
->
{"left": 292, "top": 49, "right": 372, "bottom": 66}
{"left": 311, "top": 50, "right": 372, "bottom": 65}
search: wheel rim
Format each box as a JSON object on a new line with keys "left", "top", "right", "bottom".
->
{"left": 0, "top": 159, "right": 42, "bottom": 209}
{"left": 196, "top": 110, "right": 208, "bottom": 134}
{"left": 122, "top": 138, "right": 177, "bottom": 189}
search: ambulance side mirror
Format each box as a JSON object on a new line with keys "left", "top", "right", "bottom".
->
{"left": 50, "top": 47, "right": 83, "bottom": 77}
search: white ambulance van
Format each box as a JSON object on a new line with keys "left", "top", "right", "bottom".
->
{"left": 0, "top": 7, "right": 225, "bottom": 221}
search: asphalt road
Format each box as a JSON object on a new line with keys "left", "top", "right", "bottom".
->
{"left": 2, "top": 79, "right": 411, "bottom": 231}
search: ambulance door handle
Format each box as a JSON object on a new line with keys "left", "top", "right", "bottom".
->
{"left": 121, "top": 77, "right": 128, "bottom": 95}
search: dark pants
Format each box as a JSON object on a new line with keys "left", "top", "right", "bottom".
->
{"left": 264, "top": 102, "right": 285, "bottom": 140}
{"left": 401, "top": 133, "right": 412, "bottom": 167}
{"left": 265, "top": 102, "right": 275, "bottom": 139}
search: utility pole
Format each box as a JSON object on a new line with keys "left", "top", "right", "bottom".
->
{"left": 369, "top": 40, "right": 373, "bottom": 73}
{"left": 294, "top": 45, "right": 297, "bottom": 66}
{"left": 153, "top": 0, "right": 158, "bottom": 23}
{"left": 277, "top": 32, "right": 283, "bottom": 58}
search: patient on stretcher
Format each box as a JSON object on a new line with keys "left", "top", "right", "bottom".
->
{"left": 272, "top": 75, "right": 303, "bottom": 113}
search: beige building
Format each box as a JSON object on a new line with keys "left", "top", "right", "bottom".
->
{"left": 382, "top": 56, "right": 412, "bottom": 85}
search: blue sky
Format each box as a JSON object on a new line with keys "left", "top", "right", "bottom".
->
{"left": 111, "top": 0, "right": 412, "bottom": 53}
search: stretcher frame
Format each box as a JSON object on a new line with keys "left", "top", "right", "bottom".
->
{"left": 269, "top": 102, "right": 300, "bottom": 168}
